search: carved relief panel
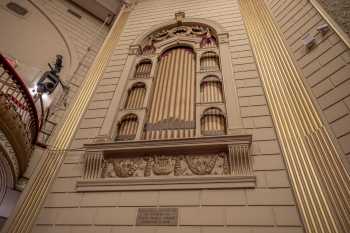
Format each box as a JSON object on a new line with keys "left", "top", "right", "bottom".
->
{"left": 102, "top": 152, "right": 228, "bottom": 178}
{"left": 78, "top": 136, "right": 255, "bottom": 191}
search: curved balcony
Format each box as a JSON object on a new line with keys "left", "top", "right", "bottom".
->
{"left": 0, "top": 54, "right": 41, "bottom": 175}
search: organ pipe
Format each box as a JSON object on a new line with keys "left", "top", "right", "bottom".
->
{"left": 125, "top": 83, "right": 146, "bottom": 109}
{"left": 116, "top": 114, "right": 138, "bottom": 140}
{"left": 200, "top": 52, "right": 220, "bottom": 71}
{"left": 201, "top": 108, "right": 226, "bottom": 136}
{"left": 135, "top": 61, "right": 152, "bottom": 79}
{"left": 200, "top": 78, "right": 223, "bottom": 103}
{"left": 144, "top": 47, "right": 196, "bottom": 140}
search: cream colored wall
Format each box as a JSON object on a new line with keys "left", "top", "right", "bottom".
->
{"left": 265, "top": 0, "right": 350, "bottom": 169}
{"left": 0, "top": 0, "right": 108, "bottom": 106}
{"left": 30, "top": 1, "right": 303, "bottom": 233}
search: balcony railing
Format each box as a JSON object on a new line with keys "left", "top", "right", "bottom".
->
{"left": 0, "top": 54, "right": 40, "bottom": 145}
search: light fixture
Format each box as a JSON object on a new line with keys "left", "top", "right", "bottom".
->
{"left": 37, "top": 55, "right": 64, "bottom": 95}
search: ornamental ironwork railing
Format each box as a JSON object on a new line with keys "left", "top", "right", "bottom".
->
{"left": 0, "top": 53, "right": 41, "bottom": 145}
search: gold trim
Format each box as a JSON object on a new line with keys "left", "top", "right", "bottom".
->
{"left": 240, "top": 1, "right": 350, "bottom": 232}
{"left": 309, "top": 0, "right": 350, "bottom": 49}
{"left": 2, "top": 7, "right": 129, "bottom": 233}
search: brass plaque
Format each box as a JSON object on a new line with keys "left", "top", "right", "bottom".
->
{"left": 136, "top": 208, "right": 178, "bottom": 226}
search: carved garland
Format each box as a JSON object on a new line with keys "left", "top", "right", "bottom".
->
{"left": 83, "top": 144, "right": 252, "bottom": 180}
{"left": 141, "top": 24, "right": 218, "bottom": 54}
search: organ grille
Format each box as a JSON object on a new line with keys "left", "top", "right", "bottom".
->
{"left": 200, "top": 77, "right": 223, "bottom": 103}
{"left": 116, "top": 114, "right": 138, "bottom": 141}
{"left": 200, "top": 52, "right": 220, "bottom": 72}
{"left": 135, "top": 61, "right": 152, "bottom": 79}
{"left": 201, "top": 108, "right": 226, "bottom": 136}
{"left": 144, "top": 47, "right": 196, "bottom": 140}
{"left": 125, "top": 83, "right": 146, "bottom": 109}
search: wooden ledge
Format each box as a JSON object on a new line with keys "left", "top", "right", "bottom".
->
{"left": 76, "top": 175, "right": 256, "bottom": 191}
{"left": 84, "top": 134, "right": 252, "bottom": 154}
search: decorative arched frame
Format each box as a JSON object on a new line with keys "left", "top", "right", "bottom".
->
{"left": 79, "top": 13, "right": 254, "bottom": 191}
{"left": 98, "top": 12, "right": 243, "bottom": 142}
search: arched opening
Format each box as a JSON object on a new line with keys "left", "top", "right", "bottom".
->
{"left": 200, "top": 76, "right": 223, "bottom": 103}
{"left": 200, "top": 52, "right": 220, "bottom": 72}
{"left": 116, "top": 114, "right": 138, "bottom": 141}
{"left": 144, "top": 46, "right": 196, "bottom": 140}
{"left": 125, "top": 82, "right": 146, "bottom": 109}
{"left": 201, "top": 107, "right": 226, "bottom": 136}
{"left": 134, "top": 60, "right": 152, "bottom": 79}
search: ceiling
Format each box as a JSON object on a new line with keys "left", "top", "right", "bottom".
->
{"left": 70, "top": 0, "right": 122, "bottom": 23}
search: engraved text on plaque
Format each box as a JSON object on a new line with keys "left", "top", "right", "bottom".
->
{"left": 136, "top": 208, "right": 178, "bottom": 226}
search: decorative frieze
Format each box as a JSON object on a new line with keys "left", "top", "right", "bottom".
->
{"left": 140, "top": 22, "right": 218, "bottom": 55}
{"left": 78, "top": 135, "right": 255, "bottom": 191}
{"left": 102, "top": 152, "right": 227, "bottom": 178}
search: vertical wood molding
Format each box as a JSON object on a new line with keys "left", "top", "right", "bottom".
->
{"left": 240, "top": 0, "right": 350, "bottom": 232}
{"left": 219, "top": 34, "right": 244, "bottom": 132}
{"left": 1, "top": 6, "right": 129, "bottom": 233}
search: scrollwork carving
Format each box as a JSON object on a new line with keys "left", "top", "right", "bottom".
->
{"left": 144, "top": 156, "right": 152, "bottom": 177}
{"left": 152, "top": 155, "right": 174, "bottom": 175}
{"left": 86, "top": 143, "right": 252, "bottom": 179}
{"left": 103, "top": 161, "right": 116, "bottom": 178}
{"left": 174, "top": 155, "right": 185, "bottom": 176}
{"left": 100, "top": 152, "right": 230, "bottom": 178}
{"left": 141, "top": 24, "right": 217, "bottom": 55}
{"left": 113, "top": 158, "right": 141, "bottom": 177}
{"left": 185, "top": 154, "right": 219, "bottom": 175}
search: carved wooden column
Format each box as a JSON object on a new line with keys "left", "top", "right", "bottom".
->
{"left": 83, "top": 151, "right": 104, "bottom": 179}
{"left": 228, "top": 144, "right": 252, "bottom": 176}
